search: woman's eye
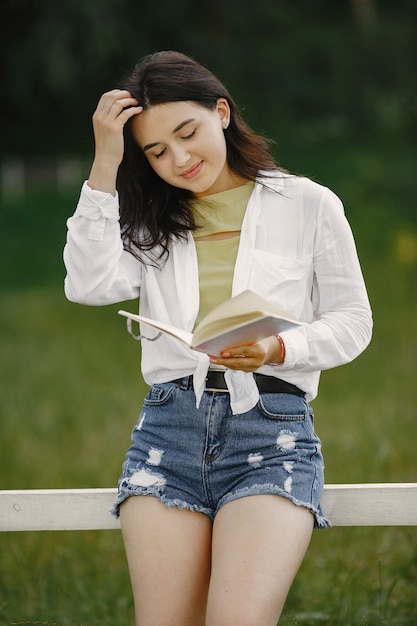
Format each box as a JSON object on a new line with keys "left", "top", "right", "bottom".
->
{"left": 152, "top": 129, "right": 195, "bottom": 159}
{"left": 154, "top": 148, "right": 167, "bottom": 159}
{"left": 182, "top": 129, "right": 196, "bottom": 140}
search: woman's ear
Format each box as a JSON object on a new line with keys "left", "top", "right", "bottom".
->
{"left": 216, "top": 98, "right": 230, "bottom": 129}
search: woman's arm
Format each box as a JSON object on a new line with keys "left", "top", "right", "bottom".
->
{"left": 64, "top": 183, "right": 142, "bottom": 305}
{"left": 64, "top": 91, "right": 144, "bottom": 305}
{"left": 278, "top": 187, "right": 373, "bottom": 372}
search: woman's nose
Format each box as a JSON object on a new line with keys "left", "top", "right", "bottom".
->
{"left": 172, "top": 145, "right": 191, "bottom": 168}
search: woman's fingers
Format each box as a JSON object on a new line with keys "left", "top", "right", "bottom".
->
{"left": 93, "top": 90, "right": 142, "bottom": 129}
{"left": 209, "top": 336, "right": 280, "bottom": 372}
{"left": 96, "top": 89, "right": 139, "bottom": 114}
{"left": 100, "top": 90, "right": 141, "bottom": 117}
{"left": 209, "top": 343, "right": 267, "bottom": 372}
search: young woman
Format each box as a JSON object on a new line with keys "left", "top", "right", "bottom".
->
{"left": 64, "top": 51, "right": 372, "bottom": 625}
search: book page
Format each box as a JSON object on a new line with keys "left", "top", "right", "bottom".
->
{"left": 192, "top": 290, "right": 298, "bottom": 347}
{"left": 193, "top": 316, "right": 298, "bottom": 355}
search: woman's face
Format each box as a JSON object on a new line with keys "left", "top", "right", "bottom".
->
{"left": 131, "top": 99, "right": 238, "bottom": 196}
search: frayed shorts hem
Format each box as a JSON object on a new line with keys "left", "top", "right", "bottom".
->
{"left": 110, "top": 483, "right": 331, "bottom": 529}
{"left": 110, "top": 489, "right": 212, "bottom": 520}
{"left": 217, "top": 483, "right": 331, "bottom": 528}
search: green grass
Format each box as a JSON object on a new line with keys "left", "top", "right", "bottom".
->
{"left": 0, "top": 176, "right": 416, "bottom": 625}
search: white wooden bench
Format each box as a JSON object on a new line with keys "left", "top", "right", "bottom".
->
{"left": 0, "top": 484, "right": 416, "bottom": 531}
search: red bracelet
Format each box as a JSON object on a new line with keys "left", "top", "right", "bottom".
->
{"left": 267, "top": 334, "right": 285, "bottom": 365}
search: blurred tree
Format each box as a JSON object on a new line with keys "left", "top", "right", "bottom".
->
{"left": 351, "top": 0, "right": 377, "bottom": 28}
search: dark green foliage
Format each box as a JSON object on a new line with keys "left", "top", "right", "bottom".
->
{"left": 1, "top": 0, "right": 416, "bottom": 157}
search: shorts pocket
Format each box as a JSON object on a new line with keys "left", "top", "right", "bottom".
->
{"left": 143, "top": 383, "right": 177, "bottom": 407}
{"left": 258, "top": 394, "right": 315, "bottom": 436}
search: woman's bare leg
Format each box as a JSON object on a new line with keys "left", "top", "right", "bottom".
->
{"left": 206, "top": 495, "right": 314, "bottom": 626}
{"left": 120, "top": 496, "right": 212, "bottom": 626}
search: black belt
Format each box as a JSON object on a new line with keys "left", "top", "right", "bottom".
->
{"left": 172, "top": 371, "right": 305, "bottom": 396}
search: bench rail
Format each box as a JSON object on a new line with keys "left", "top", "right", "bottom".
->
{"left": 1, "top": 484, "right": 416, "bottom": 532}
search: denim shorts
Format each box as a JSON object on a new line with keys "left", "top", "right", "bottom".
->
{"left": 111, "top": 381, "right": 330, "bottom": 528}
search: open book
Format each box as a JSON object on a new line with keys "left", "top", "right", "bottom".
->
{"left": 118, "top": 290, "right": 300, "bottom": 356}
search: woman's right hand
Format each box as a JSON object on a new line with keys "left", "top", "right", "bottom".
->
{"left": 88, "top": 90, "right": 143, "bottom": 194}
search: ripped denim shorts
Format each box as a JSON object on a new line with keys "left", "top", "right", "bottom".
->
{"left": 111, "top": 381, "right": 330, "bottom": 528}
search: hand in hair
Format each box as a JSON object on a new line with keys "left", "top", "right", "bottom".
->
{"left": 89, "top": 89, "right": 143, "bottom": 194}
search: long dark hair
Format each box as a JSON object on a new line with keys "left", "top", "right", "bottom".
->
{"left": 117, "top": 51, "right": 281, "bottom": 263}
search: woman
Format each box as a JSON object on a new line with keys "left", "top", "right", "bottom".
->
{"left": 64, "top": 51, "right": 372, "bottom": 625}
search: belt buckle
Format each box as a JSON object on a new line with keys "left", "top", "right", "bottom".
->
{"left": 205, "top": 385, "right": 229, "bottom": 393}
{"left": 205, "top": 371, "right": 229, "bottom": 393}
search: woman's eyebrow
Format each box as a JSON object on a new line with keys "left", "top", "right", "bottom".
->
{"left": 143, "top": 118, "right": 196, "bottom": 152}
{"left": 173, "top": 118, "right": 196, "bottom": 133}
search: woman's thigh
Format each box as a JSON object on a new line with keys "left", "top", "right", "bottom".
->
{"left": 206, "top": 494, "right": 314, "bottom": 626}
{"left": 120, "top": 496, "right": 212, "bottom": 626}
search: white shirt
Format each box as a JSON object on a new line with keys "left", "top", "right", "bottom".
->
{"left": 64, "top": 171, "right": 372, "bottom": 413}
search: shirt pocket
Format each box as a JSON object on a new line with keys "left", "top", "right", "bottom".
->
{"left": 248, "top": 249, "right": 312, "bottom": 318}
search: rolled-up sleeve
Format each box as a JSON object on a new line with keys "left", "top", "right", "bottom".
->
{"left": 64, "top": 182, "right": 142, "bottom": 305}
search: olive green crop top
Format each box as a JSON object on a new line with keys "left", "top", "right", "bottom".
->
{"left": 191, "top": 181, "right": 255, "bottom": 328}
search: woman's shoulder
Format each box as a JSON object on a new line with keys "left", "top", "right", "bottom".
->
{"left": 257, "top": 170, "right": 342, "bottom": 207}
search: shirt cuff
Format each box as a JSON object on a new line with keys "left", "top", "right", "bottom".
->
{"left": 278, "top": 327, "right": 309, "bottom": 370}
{"left": 75, "top": 181, "right": 120, "bottom": 221}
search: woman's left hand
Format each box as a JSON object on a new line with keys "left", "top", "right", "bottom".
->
{"left": 209, "top": 335, "right": 283, "bottom": 372}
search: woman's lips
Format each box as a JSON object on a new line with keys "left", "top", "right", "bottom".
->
{"left": 181, "top": 161, "right": 203, "bottom": 180}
